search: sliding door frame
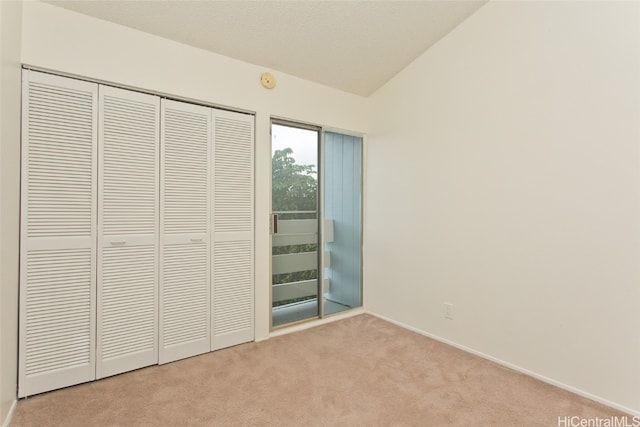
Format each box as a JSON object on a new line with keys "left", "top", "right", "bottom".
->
{"left": 270, "top": 118, "right": 322, "bottom": 329}
{"left": 322, "top": 130, "right": 364, "bottom": 315}
{"left": 269, "top": 118, "right": 364, "bottom": 330}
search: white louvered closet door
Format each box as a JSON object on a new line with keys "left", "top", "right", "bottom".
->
{"left": 211, "top": 109, "right": 254, "bottom": 351}
{"left": 19, "top": 70, "right": 98, "bottom": 397}
{"left": 97, "top": 86, "right": 160, "bottom": 378}
{"left": 159, "top": 100, "right": 211, "bottom": 364}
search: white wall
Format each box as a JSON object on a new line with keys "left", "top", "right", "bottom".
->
{"left": 0, "top": 0, "right": 23, "bottom": 424}
{"left": 366, "top": 0, "right": 640, "bottom": 414}
{"left": 20, "top": 1, "right": 370, "bottom": 343}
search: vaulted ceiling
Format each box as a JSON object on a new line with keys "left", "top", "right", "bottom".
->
{"left": 44, "top": 0, "right": 487, "bottom": 96}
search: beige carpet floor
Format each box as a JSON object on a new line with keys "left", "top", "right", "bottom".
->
{"left": 11, "top": 314, "right": 627, "bottom": 426}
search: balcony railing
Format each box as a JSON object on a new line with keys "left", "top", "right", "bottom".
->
{"left": 272, "top": 212, "right": 331, "bottom": 305}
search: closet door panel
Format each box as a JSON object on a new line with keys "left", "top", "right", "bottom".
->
{"left": 97, "top": 86, "right": 159, "bottom": 378}
{"left": 19, "top": 70, "right": 98, "bottom": 397}
{"left": 159, "top": 100, "right": 211, "bottom": 364}
{"left": 211, "top": 110, "right": 254, "bottom": 351}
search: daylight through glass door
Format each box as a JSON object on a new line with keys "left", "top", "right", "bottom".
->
{"left": 271, "top": 122, "right": 320, "bottom": 326}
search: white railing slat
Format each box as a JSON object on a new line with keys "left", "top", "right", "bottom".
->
{"left": 272, "top": 279, "right": 317, "bottom": 303}
{"left": 272, "top": 252, "right": 317, "bottom": 275}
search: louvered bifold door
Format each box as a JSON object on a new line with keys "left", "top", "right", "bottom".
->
{"left": 19, "top": 70, "right": 98, "bottom": 397}
{"left": 211, "top": 109, "right": 254, "bottom": 351}
{"left": 97, "top": 86, "right": 160, "bottom": 378}
{"left": 159, "top": 100, "right": 211, "bottom": 364}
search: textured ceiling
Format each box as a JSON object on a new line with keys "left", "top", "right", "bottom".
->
{"left": 44, "top": 0, "right": 487, "bottom": 96}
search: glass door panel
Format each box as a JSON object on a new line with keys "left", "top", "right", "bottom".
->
{"left": 271, "top": 122, "right": 320, "bottom": 327}
{"left": 323, "top": 132, "right": 363, "bottom": 315}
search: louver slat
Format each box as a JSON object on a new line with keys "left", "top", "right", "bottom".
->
{"left": 27, "top": 81, "right": 94, "bottom": 238}
{"left": 97, "top": 86, "right": 159, "bottom": 379}
{"left": 25, "top": 249, "right": 93, "bottom": 375}
{"left": 159, "top": 100, "right": 211, "bottom": 364}
{"left": 211, "top": 110, "right": 254, "bottom": 351}
{"left": 19, "top": 71, "right": 98, "bottom": 398}
{"left": 101, "top": 246, "right": 156, "bottom": 361}
{"left": 213, "top": 117, "right": 253, "bottom": 233}
{"left": 162, "top": 244, "right": 209, "bottom": 347}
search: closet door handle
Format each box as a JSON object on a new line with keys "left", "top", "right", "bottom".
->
{"left": 272, "top": 214, "right": 278, "bottom": 234}
{"left": 110, "top": 240, "right": 126, "bottom": 245}
{"left": 190, "top": 238, "right": 203, "bottom": 243}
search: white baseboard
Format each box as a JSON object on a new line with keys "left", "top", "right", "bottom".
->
{"left": 2, "top": 399, "right": 17, "bottom": 427}
{"left": 366, "top": 311, "right": 640, "bottom": 418}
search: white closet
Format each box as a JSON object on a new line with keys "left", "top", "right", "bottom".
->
{"left": 159, "top": 99, "right": 211, "bottom": 364}
{"left": 19, "top": 70, "right": 254, "bottom": 397}
{"left": 19, "top": 71, "right": 98, "bottom": 397}
{"left": 211, "top": 110, "right": 254, "bottom": 350}
{"left": 97, "top": 86, "right": 160, "bottom": 378}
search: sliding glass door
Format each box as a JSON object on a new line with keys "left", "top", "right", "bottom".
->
{"left": 271, "top": 121, "right": 362, "bottom": 328}
{"left": 322, "top": 132, "right": 362, "bottom": 316}
{"left": 271, "top": 122, "right": 320, "bottom": 326}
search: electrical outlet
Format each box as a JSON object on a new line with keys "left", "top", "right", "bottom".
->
{"left": 444, "top": 303, "right": 454, "bottom": 320}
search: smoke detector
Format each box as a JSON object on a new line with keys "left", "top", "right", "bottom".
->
{"left": 260, "top": 72, "right": 276, "bottom": 89}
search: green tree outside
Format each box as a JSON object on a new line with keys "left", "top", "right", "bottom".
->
{"left": 272, "top": 148, "right": 318, "bottom": 305}
{"left": 272, "top": 147, "right": 317, "bottom": 213}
